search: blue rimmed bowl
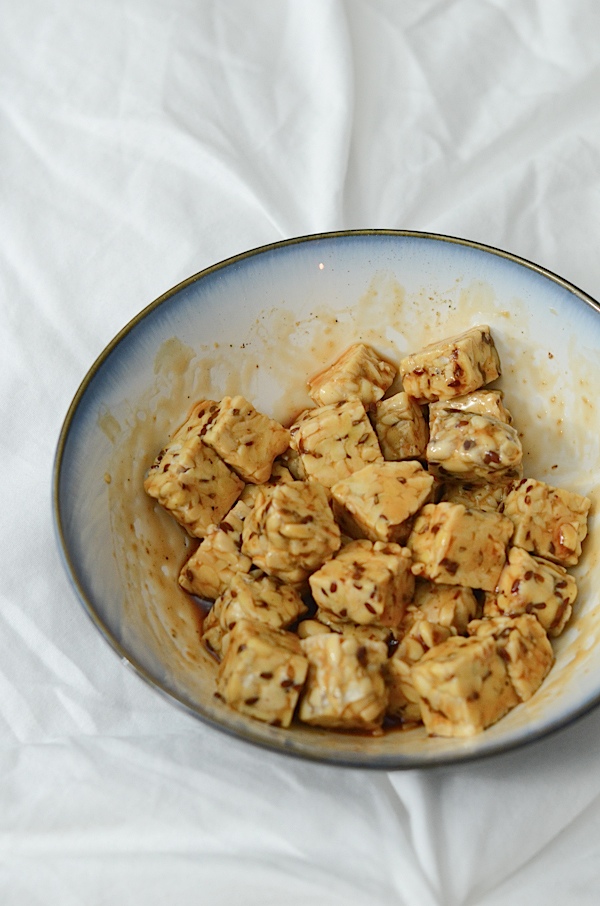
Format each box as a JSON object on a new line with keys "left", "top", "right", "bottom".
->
{"left": 53, "top": 230, "right": 600, "bottom": 768}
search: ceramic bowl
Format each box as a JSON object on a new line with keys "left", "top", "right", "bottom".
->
{"left": 53, "top": 230, "right": 600, "bottom": 768}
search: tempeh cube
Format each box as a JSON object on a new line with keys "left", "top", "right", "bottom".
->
{"left": 309, "top": 539, "right": 414, "bottom": 628}
{"left": 400, "top": 325, "right": 501, "bottom": 404}
{"left": 201, "top": 570, "right": 307, "bottom": 658}
{"left": 429, "top": 389, "right": 512, "bottom": 428}
{"left": 386, "top": 618, "right": 453, "bottom": 724}
{"left": 468, "top": 614, "right": 554, "bottom": 702}
{"left": 371, "top": 392, "right": 429, "bottom": 461}
{"left": 426, "top": 411, "right": 522, "bottom": 484}
{"left": 299, "top": 634, "right": 388, "bottom": 730}
{"left": 216, "top": 620, "right": 308, "bottom": 727}
{"left": 178, "top": 499, "right": 253, "bottom": 600}
{"left": 288, "top": 399, "right": 383, "bottom": 489}
{"left": 241, "top": 481, "right": 341, "bottom": 586}
{"left": 411, "top": 635, "right": 519, "bottom": 737}
{"left": 331, "top": 461, "right": 434, "bottom": 544}
{"left": 440, "top": 480, "right": 510, "bottom": 513}
{"left": 485, "top": 545, "right": 577, "bottom": 636}
{"left": 239, "top": 461, "right": 295, "bottom": 507}
{"left": 311, "top": 609, "right": 400, "bottom": 648}
{"left": 307, "top": 343, "right": 396, "bottom": 407}
{"left": 501, "top": 478, "right": 591, "bottom": 567}
{"left": 144, "top": 399, "right": 244, "bottom": 538}
{"left": 201, "top": 395, "right": 290, "bottom": 484}
{"left": 412, "top": 580, "right": 479, "bottom": 634}
{"left": 407, "top": 502, "right": 514, "bottom": 591}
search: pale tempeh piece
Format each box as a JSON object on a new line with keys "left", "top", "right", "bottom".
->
{"left": 407, "top": 502, "right": 514, "bottom": 591}
{"left": 216, "top": 620, "right": 308, "bottom": 728}
{"left": 178, "top": 499, "right": 253, "bottom": 600}
{"left": 144, "top": 400, "right": 244, "bottom": 538}
{"left": 371, "top": 392, "right": 429, "bottom": 461}
{"left": 309, "top": 539, "right": 414, "bottom": 628}
{"left": 307, "top": 343, "right": 396, "bottom": 407}
{"left": 400, "top": 325, "right": 501, "bottom": 404}
{"left": 331, "top": 461, "right": 434, "bottom": 544}
{"left": 468, "top": 614, "right": 554, "bottom": 702}
{"left": 289, "top": 399, "right": 383, "bottom": 489}
{"left": 386, "top": 618, "right": 453, "bottom": 724}
{"left": 429, "top": 389, "right": 512, "bottom": 429}
{"left": 484, "top": 546, "right": 577, "bottom": 637}
{"left": 299, "top": 634, "right": 388, "bottom": 731}
{"left": 426, "top": 411, "right": 522, "bottom": 484}
{"left": 201, "top": 570, "right": 307, "bottom": 658}
{"left": 239, "top": 461, "right": 295, "bottom": 508}
{"left": 411, "top": 635, "right": 519, "bottom": 737}
{"left": 501, "top": 478, "right": 591, "bottom": 567}
{"left": 411, "top": 580, "right": 479, "bottom": 634}
{"left": 201, "top": 395, "right": 290, "bottom": 484}
{"left": 241, "top": 481, "right": 341, "bottom": 586}
{"left": 311, "top": 609, "right": 400, "bottom": 648}
{"left": 440, "top": 480, "right": 510, "bottom": 513}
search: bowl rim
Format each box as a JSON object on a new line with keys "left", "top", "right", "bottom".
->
{"left": 52, "top": 228, "right": 600, "bottom": 770}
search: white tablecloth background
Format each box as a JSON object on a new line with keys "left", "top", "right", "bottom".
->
{"left": 3, "top": 1, "right": 600, "bottom": 902}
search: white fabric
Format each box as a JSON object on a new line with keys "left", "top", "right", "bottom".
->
{"left": 2, "top": 1, "right": 600, "bottom": 902}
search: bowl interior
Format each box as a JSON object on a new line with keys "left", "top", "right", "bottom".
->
{"left": 55, "top": 231, "right": 600, "bottom": 768}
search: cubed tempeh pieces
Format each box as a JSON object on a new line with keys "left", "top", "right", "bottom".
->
{"left": 239, "top": 461, "right": 295, "bottom": 507}
{"left": 407, "top": 502, "right": 514, "bottom": 591}
{"left": 400, "top": 325, "right": 501, "bottom": 404}
{"left": 370, "top": 392, "right": 429, "bottom": 461}
{"left": 289, "top": 399, "right": 383, "bottom": 489}
{"left": 411, "top": 580, "right": 479, "bottom": 634}
{"left": 426, "top": 410, "right": 522, "bottom": 484}
{"left": 468, "top": 614, "right": 554, "bottom": 702}
{"left": 307, "top": 343, "right": 396, "bottom": 407}
{"left": 386, "top": 618, "right": 453, "bottom": 724}
{"left": 484, "top": 546, "right": 577, "bottom": 637}
{"left": 201, "top": 570, "right": 307, "bottom": 658}
{"left": 299, "top": 634, "right": 388, "bottom": 731}
{"left": 501, "top": 478, "right": 591, "bottom": 567}
{"left": 309, "top": 539, "right": 414, "bottom": 628}
{"left": 241, "top": 480, "right": 341, "bottom": 586}
{"left": 216, "top": 620, "right": 308, "bottom": 727}
{"left": 440, "top": 479, "right": 510, "bottom": 513}
{"left": 411, "top": 635, "right": 519, "bottom": 737}
{"left": 429, "top": 389, "right": 512, "bottom": 428}
{"left": 331, "top": 461, "right": 434, "bottom": 544}
{"left": 178, "top": 499, "right": 253, "bottom": 600}
{"left": 144, "top": 400, "right": 244, "bottom": 538}
{"left": 200, "top": 395, "right": 290, "bottom": 484}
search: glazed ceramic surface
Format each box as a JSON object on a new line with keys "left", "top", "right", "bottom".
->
{"left": 54, "top": 231, "right": 600, "bottom": 768}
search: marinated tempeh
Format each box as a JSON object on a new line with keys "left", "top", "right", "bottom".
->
{"left": 400, "top": 325, "right": 501, "bottom": 404}
{"left": 299, "top": 634, "right": 389, "bottom": 731}
{"left": 501, "top": 478, "right": 591, "bottom": 567}
{"left": 371, "top": 392, "right": 429, "bottom": 461}
{"left": 201, "top": 395, "right": 290, "bottom": 484}
{"left": 485, "top": 545, "right": 577, "bottom": 637}
{"left": 309, "top": 539, "right": 414, "bottom": 628}
{"left": 241, "top": 480, "right": 341, "bottom": 587}
{"left": 146, "top": 328, "right": 591, "bottom": 741}
{"left": 307, "top": 342, "right": 396, "bottom": 407}
{"left": 289, "top": 399, "right": 383, "bottom": 489}
{"left": 144, "top": 400, "right": 244, "bottom": 538}
{"left": 331, "top": 460, "right": 434, "bottom": 544}
{"left": 407, "top": 502, "right": 514, "bottom": 591}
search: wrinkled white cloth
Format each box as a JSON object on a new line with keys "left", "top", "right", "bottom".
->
{"left": 2, "top": 1, "right": 600, "bottom": 903}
